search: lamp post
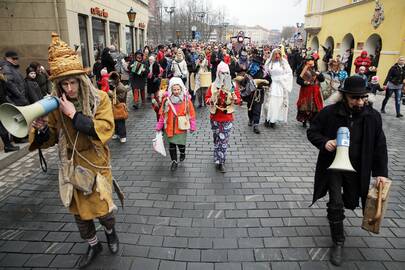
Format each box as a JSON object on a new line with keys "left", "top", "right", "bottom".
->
{"left": 175, "top": 30, "right": 181, "bottom": 44}
{"left": 194, "top": 11, "right": 206, "bottom": 41}
{"left": 164, "top": 6, "right": 175, "bottom": 42}
{"left": 222, "top": 22, "right": 229, "bottom": 43}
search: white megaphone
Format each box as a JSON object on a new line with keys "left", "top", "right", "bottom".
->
{"left": 328, "top": 127, "right": 356, "bottom": 172}
{"left": 0, "top": 96, "right": 59, "bottom": 138}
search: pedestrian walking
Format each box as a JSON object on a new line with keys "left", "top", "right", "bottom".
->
{"left": 129, "top": 50, "right": 148, "bottom": 109}
{"left": 109, "top": 72, "right": 128, "bottom": 143}
{"left": 155, "top": 77, "right": 196, "bottom": 171}
{"left": 307, "top": 76, "right": 388, "bottom": 266}
{"left": 381, "top": 56, "right": 405, "bottom": 117}
{"left": 171, "top": 49, "right": 188, "bottom": 85}
{"left": 194, "top": 51, "right": 209, "bottom": 108}
{"left": 29, "top": 33, "right": 120, "bottom": 269}
{"left": 296, "top": 54, "right": 325, "bottom": 127}
{"left": 205, "top": 62, "right": 241, "bottom": 173}
{"left": 262, "top": 48, "right": 293, "bottom": 128}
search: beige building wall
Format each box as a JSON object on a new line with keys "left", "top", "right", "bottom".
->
{"left": 0, "top": 0, "right": 149, "bottom": 71}
{"left": 0, "top": 0, "right": 68, "bottom": 70}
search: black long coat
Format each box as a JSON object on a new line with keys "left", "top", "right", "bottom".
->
{"left": 307, "top": 101, "right": 388, "bottom": 209}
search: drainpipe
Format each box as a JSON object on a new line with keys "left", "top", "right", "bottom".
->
{"left": 53, "top": 0, "right": 60, "bottom": 34}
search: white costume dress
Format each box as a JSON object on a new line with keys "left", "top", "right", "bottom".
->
{"left": 262, "top": 56, "right": 293, "bottom": 123}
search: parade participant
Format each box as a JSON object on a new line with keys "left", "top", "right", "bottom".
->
{"left": 171, "top": 49, "right": 188, "bottom": 85}
{"left": 109, "top": 72, "right": 128, "bottom": 143}
{"left": 156, "top": 77, "right": 196, "bottom": 171}
{"left": 205, "top": 62, "right": 241, "bottom": 173}
{"left": 244, "top": 54, "right": 271, "bottom": 134}
{"left": 262, "top": 48, "right": 293, "bottom": 128}
{"left": 296, "top": 54, "right": 325, "bottom": 127}
{"left": 307, "top": 76, "right": 388, "bottom": 266}
{"left": 129, "top": 50, "right": 148, "bottom": 109}
{"left": 354, "top": 50, "right": 371, "bottom": 74}
{"left": 234, "top": 50, "right": 249, "bottom": 76}
{"left": 381, "top": 56, "right": 405, "bottom": 117}
{"left": 194, "top": 51, "right": 209, "bottom": 108}
{"left": 147, "top": 55, "right": 162, "bottom": 100}
{"left": 29, "top": 33, "right": 119, "bottom": 268}
{"left": 210, "top": 45, "right": 223, "bottom": 81}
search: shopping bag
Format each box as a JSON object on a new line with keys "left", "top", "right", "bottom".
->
{"left": 152, "top": 131, "right": 166, "bottom": 156}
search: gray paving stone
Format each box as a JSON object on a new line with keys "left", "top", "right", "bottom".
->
{"left": 131, "top": 257, "right": 160, "bottom": 270}
{"left": 227, "top": 249, "right": 255, "bottom": 262}
{"left": 270, "top": 262, "right": 300, "bottom": 270}
{"left": 49, "top": 254, "right": 80, "bottom": 268}
{"left": 242, "top": 262, "right": 271, "bottom": 270}
{"left": 159, "top": 260, "right": 187, "bottom": 270}
{"left": 187, "top": 262, "right": 214, "bottom": 270}
{"left": 0, "top": 253, "right": 31, "bottom": 267}
{"left": 213, "top": 238, "right": 238, "bottom": 249}
{"left": 175, "top": 248, "right": 201, "bottom": 262}
{"left": 254, "top": 248, "right": 283, "bottom": 261}
{"left": 163, "top": 237, "right": 188, "bottom": 248}
{"left": 148, "top": 247, "right": 175, "bottom": 260}
{"left": 201, "top": 250, "right": 227, "bottom": 262}
{"left": 214, "top": 263, "right": 242, "bottom": 270}
{"left": 24, "top": 254, "right": 55, "bottom": 267}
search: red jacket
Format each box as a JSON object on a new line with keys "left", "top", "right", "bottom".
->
{"left": 354, "top": 51, "right": 371, "bottom": 73}
{"left": 205, "top": 84, "right": 241, "bottom": 122}
{"left": 98, "top": 74, "right": 110, "bottom": 92}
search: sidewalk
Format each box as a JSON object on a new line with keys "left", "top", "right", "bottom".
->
{"left": 0, "top": 142, "right": 29, "bottom": 170}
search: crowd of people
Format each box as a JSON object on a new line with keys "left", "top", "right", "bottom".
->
{"left": 0, "top": 33, "right": 403, "bottom": 268}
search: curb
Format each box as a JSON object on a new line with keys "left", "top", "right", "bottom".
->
{"left": 0, "top": 143, "right": 30, "bottom": 170}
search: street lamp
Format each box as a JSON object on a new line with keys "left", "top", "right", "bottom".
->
{"left": 164, "top": 6, "right": 175, "bottom": 42}
{"left": 176, "top": 30, "right": 181, "bottom": 44}
{"left": 127, "top": 7, "right": 137, "bottom": 25}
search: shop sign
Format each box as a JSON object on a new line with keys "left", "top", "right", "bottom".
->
{"left": 91, "top": 7, "right": 109, "bottom": 18}
{"left": 138, "top": 23, "right": 146, "bottom": 29}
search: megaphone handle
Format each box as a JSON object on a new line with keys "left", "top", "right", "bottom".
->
{"left": 38, "top": 148, "right": 47, "bottom": 173}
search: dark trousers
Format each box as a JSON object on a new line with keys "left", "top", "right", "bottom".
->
{"left": 74, "top": 212, "right": 115, "bottom": 240}
{"left": 196, "top": 87, "right": 208, "bottom": 106}
{"left": 0, "top": 122, "right": 11, "bottom": 147}
{"left": 169, "top": 143, "right": 185, "bottom": 162}
{"left": 114, "top": 120, "right": 126, "bottom": 138}
{"left": 381, "top": 88, "right": 402, "bottom": 114}
{"left": 247, "top": 96, "right": 262, "bottom": 126}
{"left": 327, "top": 171, "right": 359, "bottom": 243}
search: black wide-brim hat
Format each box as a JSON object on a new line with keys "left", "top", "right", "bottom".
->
{"left": 339, "top": 76, "right": 369, "bottom": 95}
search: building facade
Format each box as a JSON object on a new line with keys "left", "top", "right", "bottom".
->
{"left": 0, "top": 0, "right": 149, "bottom": 70}
{"left": 305, "top": 0, "right": 405, "bottom": 78}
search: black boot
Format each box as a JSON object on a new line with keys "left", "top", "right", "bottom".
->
{"left": 264, "top": 121, "right": 270, "bottom": 128}
{"left": 180, "top": 153, "right": 186, "bottom": 162}
{"left": 105, "top": 228, "right": 119, "bottom": 254}
{"left": 170, "top": 160, "right": 178, "bottom": 171}
{"left": 4, "top": 144, "right": 19, "bottom": 153}
{"left": 269, "top": 122, "right": 275, "bottom": 128}
{"left": 248, "top": 121, "right": 252, "bottom": 127}
{"left": 302, "top": 121, "right": 307, "bottom": 128}
{"left": 78, "top": 242, "right": 103, "bottom": 269}
{"left": 253, "top": 126, "right": 260, "bottom": 134}
{"left": 216, "top": 163, "right": 226, "bottom": 173}
{"left": 329, "top": 221, "right": 345, "bottom": 266}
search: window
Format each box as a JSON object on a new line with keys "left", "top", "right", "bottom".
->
{"left": 78, "top": 15, "right": 90, "bottom": 67}
{"left": 92, "top": 18, "right": 106, "bottom": 59}
{"left": 109, "top": 22, "right": 120, "bottom": 51}
{"left": 125, "top": 26, "right": 134, "bottom": 54}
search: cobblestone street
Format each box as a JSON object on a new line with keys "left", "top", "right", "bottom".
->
{"left": 0, "top": 83, "right": 404, "bottom": 270}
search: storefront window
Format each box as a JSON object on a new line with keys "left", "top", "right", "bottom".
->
{"left": 78, "top": 15, "right": 90, "bottom": 67}
{"left": 109, "top": 22, "right": 120, "bottom": 51}
{"left": 125, "top": 26, "right": 134, "bottom": 55}
{"left": 92, "top": 18, "right": 106, "bottom": 59}
{"left": 139, "top": 29, "right": 145, "bottom": 50}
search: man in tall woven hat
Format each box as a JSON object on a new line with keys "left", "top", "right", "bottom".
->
{"left": 29, "top": 33, "right": 119, "bottom": 268}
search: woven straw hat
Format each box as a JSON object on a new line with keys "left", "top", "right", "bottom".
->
{"left": 48, "top": 32, "right": 85, "bottom": 80}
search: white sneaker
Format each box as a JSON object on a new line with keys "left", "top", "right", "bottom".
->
{"left": 112, "top": 134, "right": 118, "bottom": 140}
{"left": 120, "top": 137, "right": 127, "bottom": 143}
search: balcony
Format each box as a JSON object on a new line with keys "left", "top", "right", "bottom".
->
{"left": 304, "top": 14, "right": 322, "bottom": 34}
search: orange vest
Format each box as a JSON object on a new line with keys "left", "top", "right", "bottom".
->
{"left": 159, "top": 97, "right": 195, "bottom": 137}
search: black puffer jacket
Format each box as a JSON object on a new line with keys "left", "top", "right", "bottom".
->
{"left": 384, "top": 63, "right": 405, "bottom": 86}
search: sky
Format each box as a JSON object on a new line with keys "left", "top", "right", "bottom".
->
{"left": 163, "top": 0, "right": 307, "bottom": 31}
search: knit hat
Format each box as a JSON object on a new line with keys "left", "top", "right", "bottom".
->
{"left": 48, "top": 33, "right": 85, "bottom": 80}
{"left": 371, "top": 75, "right": 379, "bottom": 84}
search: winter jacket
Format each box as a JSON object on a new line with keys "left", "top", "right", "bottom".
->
{"left": 0, "top": 60, "right": 29, "bottom": 106}
{"left": 25, "top": 78, "right": 42, "bottom": 104}
{"left": 383, "top": 63, "right": 405, "bottom": 86}
{"left": 205, "top": 84, "right": 241, "bottom": 122}
{"left": 307, "top": 101, "right": 388, "bottom": 209}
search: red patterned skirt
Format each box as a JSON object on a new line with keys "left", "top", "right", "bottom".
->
{"left": 296, "top": 84, "right": 324, "bottom": 123}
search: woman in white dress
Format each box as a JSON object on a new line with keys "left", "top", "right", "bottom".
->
{"left": 262, "top": 48, "right": 293, "bottom": 128}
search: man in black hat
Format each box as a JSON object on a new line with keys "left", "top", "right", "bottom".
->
{"left": 307, "top": 76, "right": 389, "bottom": 266}
{"left": 0, "top": 51, "right": 29, "bottom": 106}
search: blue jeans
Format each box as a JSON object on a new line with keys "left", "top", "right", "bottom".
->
{"left": 381, "top": 88, "right": 402, "bottom": 115}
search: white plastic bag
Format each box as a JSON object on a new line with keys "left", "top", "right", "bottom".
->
{"left": 152, "top": 131, "right": 166, "bottom": 156}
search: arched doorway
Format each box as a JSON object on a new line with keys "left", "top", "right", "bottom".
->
{"left": 310, "top": 36, "right": 319, "bottom": 52}
{"left": 365, "top": 34, "right": 382, "bottom": 68}
{"left": 341, "top": 33, "right": 355, "bottom": 74}
{"left": 322, "top": 36, "right": 334, "bottom": 70}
